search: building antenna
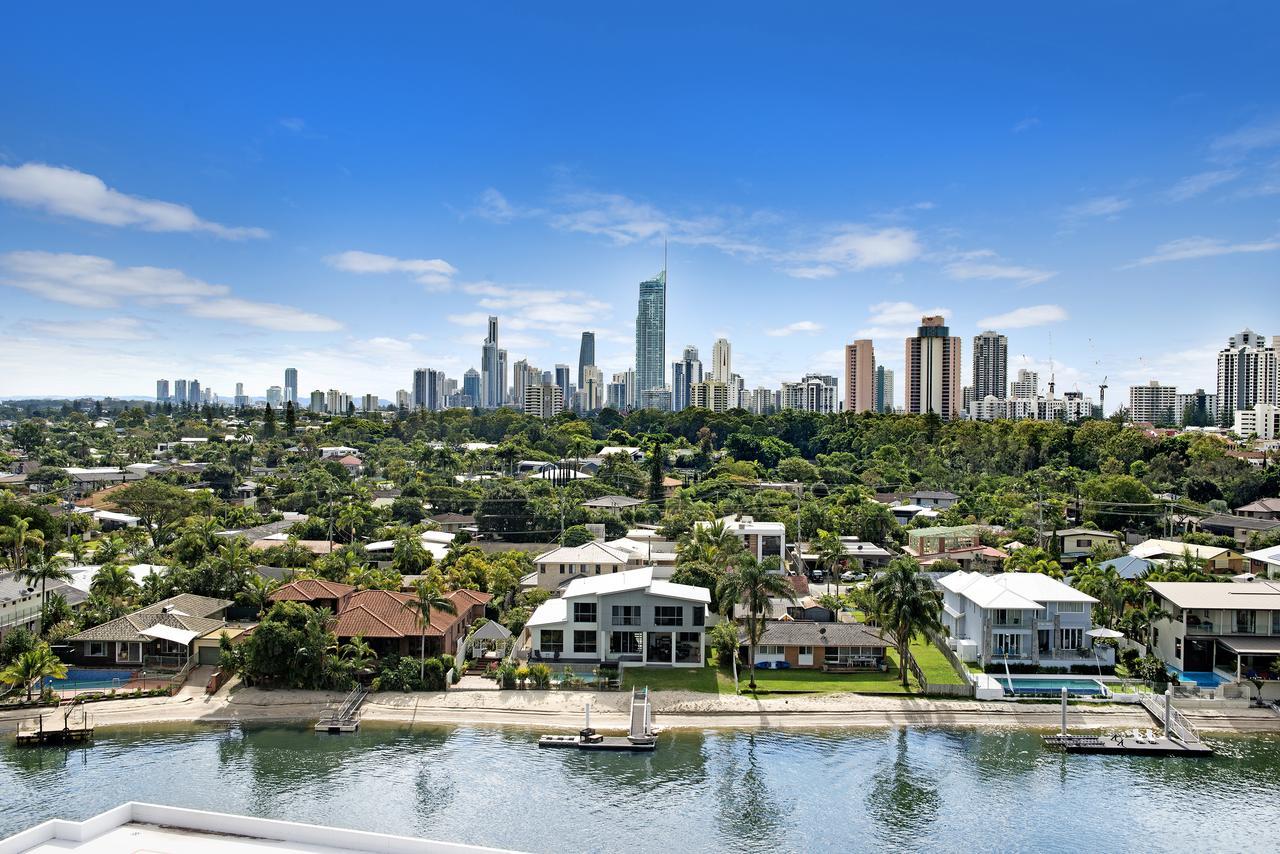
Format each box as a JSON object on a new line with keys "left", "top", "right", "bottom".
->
{"left": 663, "top": 236, "right": 668, "bottom": 280}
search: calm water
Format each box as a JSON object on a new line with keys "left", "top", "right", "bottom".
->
{"left": 2, "top": 723, "right": 1278, "bottom": 853}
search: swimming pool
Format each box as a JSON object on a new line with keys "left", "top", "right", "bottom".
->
{"left": 43, "top": 668, "right": 138, "bottom": 691}
{"left": 999, "top": 677, "right": 1107, "bottom": 696}
{"left": 1168, "top": 668, "right": 1224, "bottom": 688}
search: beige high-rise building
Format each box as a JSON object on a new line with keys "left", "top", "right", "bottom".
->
{"left": 844, "top": 339, "right": 875, "bottom": 413}
{"left": 711, "top": 338, "right": 732, "bottom": 382}
{"left": 1128, "top": 380, "right": 1178, "bottom": 426}
{"left": 690, "top": 379, "right": 731, "bottom": 413}
{"left": 905, "top": 316, "right": 962, "bottom": 420}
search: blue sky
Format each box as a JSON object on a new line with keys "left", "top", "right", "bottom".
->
{"left": 1, "top": 3, "right": 1278, "bottom": 406}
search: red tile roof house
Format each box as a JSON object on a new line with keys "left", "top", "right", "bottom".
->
{"left": 334, "top": 454, "right": 364, "bottom": 475}
{"left": 269, "top": 582, "right": 491, "bottom": 658}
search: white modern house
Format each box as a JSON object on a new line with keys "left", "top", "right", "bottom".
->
{"left": 1146, "top": 580, "right": 1280, "bottom": 700}
{"left": 525, "top": 567, "right": 710, "bottom": 666}
{"left": 532, "top": 541, "right": 631, "bottom": 590}
{"left": 694, "top": 514, "right": 786, "bottom": 564}
{"left": 938, "top": 570, "right": 1113, "bottom": 668}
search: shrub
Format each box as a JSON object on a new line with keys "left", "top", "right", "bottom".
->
{"left": 528, "top": 662, "right": 552, "bottom": 689}
{"left": 496, "top": 661, "right": 517, "bottom": 689}
{"left": 514, "top": 665, "right": 530, "bottom": 688}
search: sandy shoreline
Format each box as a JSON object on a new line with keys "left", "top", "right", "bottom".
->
{"left": 4, "top": 681, "right": 1278, "bottom": 735}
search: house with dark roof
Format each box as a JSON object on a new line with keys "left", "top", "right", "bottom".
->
{"left": 1196, "top": 513, "right": 1280, "bottom": 546}
{"left": 64, "top": 593, "right": 232, "bottom": 667}
{"left": 742, "top": 621, "right": 890, "bottom": 671}
{"left": 1236, "top": 498, "right": 1280, "bottom": 521}
{"left": 908, "top": 489, "right": 960, "bottom": 509}
{"left": 429, "top": 512, "right": 476, "bottom": 533}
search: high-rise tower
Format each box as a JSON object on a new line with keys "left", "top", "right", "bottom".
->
{"left": 905, "top": 316, "right": 961, "bottom": 420}
{"left": 972, "top": 330, "right": 1008, "bottom": 402}
{"left": 578, "top": 332, "right": 596, "bottom": 390}
{"left": 481, "top": 316, "right": 501, "bottom": 408}
{"left": 635, "top": 265, "right": 667, "bottom": 401}
{"left": 284, "top": 368, "right": 298, "bottom": 405}
{"left": 844, "top": 339, "right": 875, "bottom": 413}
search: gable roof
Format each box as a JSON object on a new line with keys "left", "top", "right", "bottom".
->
{"left": 1097, "top": 554, "right": 1156, "bottom": 579}
{"left": 1055, "top": 528, "right": 1118, "bottom": 539}
{"left": 1199, "top": 513, "right": 1280, "bottom": 532}
{"left": 1237, "top": 498, "right": 1280, "bottom": 514}
{"left": 69, "top": 593, "right": 231, "bottom": 643}
{"left": 938, "top": 570, "right": 1095, "bottom": 609}
{"left": 747, "top": 620, "right": 889, "bottom": 648}
{"left": 1130, "top": 539, "right": 1239, "bottom": 561}
{"left": 534, "top": 541, "right": 629, "bottom": 565}
{"left": 328, "top": 588, "right": 490, "bottom": 639}
{"left": 582, "top": 495, "right": 645, "bottom": 509}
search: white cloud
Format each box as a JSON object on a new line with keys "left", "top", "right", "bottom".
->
{"left": 784, "top": 226, "right": 922, "bottom": 278}
{"left": 853, "top": 301, "right": 951, "bottom": 339}
{"left": 1013, "top": 117, "right": 1041, "bottom": 133}
{"left": 26, "top": 316, "right": 147, "bottom": 340}
{"left": 1, "top": 250, "right": 227, "bottom": 308}
{"left": 185, "top": 297, "right": 342, "bottom": 332}
{"left": 453, "top": 281, "right": 612, "bottom": 330}
{"left": 323, "top": 250, "right": 458, "bottom": 290}
{"left": 765, "top": 321, "right": 822, "bottom": 337}
{"left": 1211, "top": 119, "right": 1280, "bottom": 155}
{"left": 943, "top": 250, "right": 1056, "bottom": 286}
{"left": 0, "top": 251, "right": 341, "bottom": 332}
{"left": 1122, "top": 234, "right": 1280, "bottom": 267}
{"left": 279, "top": 117, "right": 306, "bottom": 132}
{"left": 976, "top": 304, "right": 1068, "bottom": 329}
{"left": 1164, "top": 169, "right": 1241, "bottom": 202}
{"left": 472, "top": 188, "right": 526, "bottom": 223}
{"left": 1063, "top": 195, "right": 1131, "bottom": 223}
{"left": 0, "top": 163, "right": 268, "bottom": 239}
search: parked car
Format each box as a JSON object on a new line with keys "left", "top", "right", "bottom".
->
{"left": 808, "top": 569, "right": 825, "bottom": 582}
{"left": 841, "top": 570, "right": 867, "bottom": 583}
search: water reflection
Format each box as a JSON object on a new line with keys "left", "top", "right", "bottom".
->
{"left": 867, "top": 730, "right": 940, "bottom": 844}
{"left": 711, "top": 732, "right": 791, "bottom": 853}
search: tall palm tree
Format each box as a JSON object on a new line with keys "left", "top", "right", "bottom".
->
{"left": 18, "top": 555, "right": 73, "bottom": 636}
{"left": 91, "top": 563, "right": 139, "bottom": 603}
{"left": 402, "top": 579, "right": 456, "bottom": 682}
{"left": 717, "top": 555, "right": 795, "bottom": 691}
{"left": 64, "top": 534, "right": 89, "bottom": 565}
{"left": 868, "top": 556, "right": 943, "bottom": 689}
{"left": 1, "top": 517, "right": 44, "bottom": 573}
{"left": 0, "top": 643, "right": 67, "bottom": 701}
{"left": 814, "top": 528, "right": 847, "bottom": 596}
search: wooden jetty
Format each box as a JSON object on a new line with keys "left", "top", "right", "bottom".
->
{"left": 314, "top": 686, "right": 367, "bottom": 733}
{"left": 538, "top": 688, "right": 658, "bottom": 753}
{"left": 1040, "top": 686, "right": 1214, "bottom": 759}
{"left": 16, "top": 704, "right": 93, "bottom": 746}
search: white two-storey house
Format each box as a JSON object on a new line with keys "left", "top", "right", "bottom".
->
{"left": 938, "top": 570, "right": 1113, "bottom": 669}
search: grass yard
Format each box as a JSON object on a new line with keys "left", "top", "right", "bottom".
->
{"left": 742, "top": 665, "right": 912, "bottom": 694}
{"left": 909, "top": 637, "right": 966, "bottom": 686}
{"left": 621, "top": 665, "right": 731, "bottom": 694}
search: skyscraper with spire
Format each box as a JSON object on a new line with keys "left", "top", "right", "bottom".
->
{"left": 481, "top": 315, "right": 501, "bottom": 408}
{"left": 578, "top": 331, "right": 596, "bottom": 390}
{"left": 635, "top": 260, "right": 667, "bottom": 403}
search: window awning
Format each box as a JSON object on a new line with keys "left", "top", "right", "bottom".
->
{"left": 139, "top": 624, "right": 198, "bottom": 646}
{"left": 1219, "top": 636, "right": 1280, "bottom": 655}
{"left": 943, "top": 603, "right": 963, "bottom": 619}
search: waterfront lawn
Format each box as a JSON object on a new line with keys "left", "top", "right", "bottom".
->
{"left": 742, "top": 666, "right": 911, "bottom": 695}
{"left": 621, "top": 664, "right": 731, "bottom": 694}
{"left": 910, "top": 638, "right": 966, "bottom": 686}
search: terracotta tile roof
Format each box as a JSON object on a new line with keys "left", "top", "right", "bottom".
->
{"left": 448, "top": 589, "right": 492, "bottom": 611}
{"left": 270, "top": 579, "right": 356, "bottom": 603}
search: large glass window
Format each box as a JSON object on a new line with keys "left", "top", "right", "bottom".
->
{"left": 610, "top": 631, "right": 641, "bottom": 655}
{"left": 611, "top": 605, "right": 641, "bottom": 626}
{"left": 1061, "top": 628, "right": 1084, "bottom": 650}
{"left": 646, "top": 632, "right": 672, "bottom": 662}
{"left": 692, "top": 607, "right": 705, "bottom": 626}
{"left": 654, "top": 606, "right": 683, "bottom": 626}
{"left": 1236, "top": 610, "right": 1257, "bottom": 634}
{"left": 675, "top": 632, "right": 701, "bottom": 663}
{"left": 540, "top": 630, "right": 563, "bottom": 653}
{"left": 573, "top": 630, "right": 597, "bottom": 654}
{"left": 573, "top": 602, "right": 597, "bottom": 623}
{"left": 1057, "top": 601, "right": 1084, "bottom": 613}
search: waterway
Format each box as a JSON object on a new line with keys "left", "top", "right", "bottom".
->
{"left": 2, "top": 723, "right": 1277, "bottom": 852}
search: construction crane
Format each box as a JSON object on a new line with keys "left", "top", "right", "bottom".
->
{"left": 1098, "top": 375, "right": 1108, "bottom": 415}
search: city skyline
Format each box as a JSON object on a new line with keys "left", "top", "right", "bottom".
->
{"left": 1, "top": 6, "right": 1278, "bottom": 402}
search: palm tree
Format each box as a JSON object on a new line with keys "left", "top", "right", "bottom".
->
{"left": 0, "top": 517, "right": 44, "bottom": 573}
{"left": 18, "top": 555, "right": 73, "bottom": 636}
{"left": 91, "top": 563, "right": 139, "bottom": 602}
{"left": 717, "top": 555, "right": 795, "bottom": 691}
{"left": 868, "top": 556, "right": 943, "bottom": 689}
{"left": 339, "top": 635, "right": 378, "bottom": 672}
{"left": 678, "top": 519, "right": 743, "bottom": 572}
{"left": 237, "top": 574, "right": 280, "bottom": 618}
{"left": 391, "top": 531, "right": 431, "bottom": 575}
{"left": 402, "top": 579, "right": 456, "bottom": 682}
{"left": 814, "top": 528, "right": 847, "bottom": 596}
{"left": 0, "top": 642, "right": 67, "bottom": 701}
{"left": 64, "top": 534, "right": 89, "bottom": 565}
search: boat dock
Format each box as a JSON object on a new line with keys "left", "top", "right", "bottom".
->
{"left": 1040, "top": 686, "right": 1214, "bottom": 758}
{"left": 16, "top": 704, "right": 93, "bottom": 746}
{"left": 537, "top": 688, "right": 658, "bottom": 752}
{"left": 314, "top": 686, "right": 367, "bottom": 733}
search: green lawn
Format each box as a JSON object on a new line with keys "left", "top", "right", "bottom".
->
{"left": 621, "top": 665, "right": 730, "bottom": 694}
{"left": 909, "top": 637, "right": 966, "bottom": 686}
{"left": 619, "top": 636, "right": 967, "bottom": 696}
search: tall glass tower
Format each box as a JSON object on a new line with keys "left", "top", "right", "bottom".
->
{"left": 635, "top": 269, "right": 666, "bottom": 401}
{"left": 578, "top": 331, "right": 596, "bottom": 389}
